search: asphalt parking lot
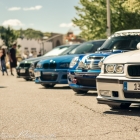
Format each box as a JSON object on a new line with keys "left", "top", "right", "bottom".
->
{"left": 0, "top": 73, "right": 140, "bottom": 140}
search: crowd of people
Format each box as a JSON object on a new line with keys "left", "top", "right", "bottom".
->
{"left": 0, "top": 43, "right": 17, "bottom": 76}
{"left": 0, "top": 43, "right": 42, "bottom": 76}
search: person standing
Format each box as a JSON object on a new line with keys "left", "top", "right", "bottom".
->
{"left": 0, "top": 49, "right": 8, "bottom": 75}
{"left": 9, "top": 43, "right": 17, "bottom": 76}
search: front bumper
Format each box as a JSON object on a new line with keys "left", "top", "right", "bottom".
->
{"left": 96, "top": 76, "right": 140, "bottom": 105}
{"left": 35, "top": 69, "right": 68, "bottom": 84}
{"left": 68, "top": 71, "right": 100, "bottom": 90}
{"left": 16, "top": 68, "right": 30, "bottom": 79}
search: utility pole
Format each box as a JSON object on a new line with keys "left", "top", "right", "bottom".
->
{"left": 106, "top": 0, "right": 111, "bottom": 37}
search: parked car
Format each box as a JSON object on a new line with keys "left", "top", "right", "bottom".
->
{"left": 34, "top": 39, "right": 106, "bottom": 88}
{"left": 16, "top": 44, "right": 78, "bottom": 81}
{"left": 68, "top": 29, "right": 140, "bottom": 94}
{"left": 97, "top": 42, "right": 140, "bottom": 109}
{"left": 29, "top": 44, "right": 81, "bottom": 79}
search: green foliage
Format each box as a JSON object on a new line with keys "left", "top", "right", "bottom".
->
{"left": 0, "top": 26, "right": 20, "bottom": 48}
{"left": 0, "top": 26, "right": 51, "bottom": 48}
{"left": 73, "top": 0, "right": 140, "bottom": 40}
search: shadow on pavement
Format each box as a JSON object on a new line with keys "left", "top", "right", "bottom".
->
{"left": 0, "top": 86, "right": 7, "bottom": 88}
{"left": 75, "top": 93, "right": 97, "bottom": 96}
{"left": 104, "top": 105, "right": 140, "bottom": 117}
{"left": 39, "top": 86, "right": 71, "bottom": 90}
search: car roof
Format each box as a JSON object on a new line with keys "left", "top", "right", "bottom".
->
{"left": 86, "top": 39, "right": 106, "bottom": 43}
{"left": 115, "top": 29, "right": 140, "bottom": 34}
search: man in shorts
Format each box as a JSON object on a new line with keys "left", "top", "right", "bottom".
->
{"left": 9, "top": 43, "right": 17, "bottom": 76}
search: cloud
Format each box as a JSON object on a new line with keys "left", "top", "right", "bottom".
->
{"left": 8, "top": 7, "right": 21, "bottom": 11}
{"left": 2, "top": 19, "right": 24, "bottom": 27}
{"left": 23, "top": 5, "right": 42, "bottom": 11}
{"left": 59, "top": 22, "right": 75, "bottom": 28}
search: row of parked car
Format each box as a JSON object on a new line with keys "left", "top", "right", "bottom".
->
{"left": 16, "top": 29, "right": 140, "bottom": 109}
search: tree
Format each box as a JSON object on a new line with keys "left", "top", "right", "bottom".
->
{"left": 0, "top": 26, "right": 19, "bottom": 49}
{"left": 72, "top": 0, "right": 140, "bottom": 40}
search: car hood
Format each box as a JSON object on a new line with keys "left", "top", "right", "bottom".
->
{"left": 20, "top": 55, "right": 57, "bottom": 63}
{"left": 39, "top": 54, "right": 83, "bottom": 64}
{"left": 104, "top": 50, "right": 140, "bottom": 64}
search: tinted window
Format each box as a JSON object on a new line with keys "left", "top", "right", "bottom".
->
{"left": 43, "top": 45, "right": 70, "bottom": 56}
{"left": 69, "top": 40, "right": 105, "bottom": 54}
{"left": 59, "top": 44, "right": 80, "bottom": 55}
{"left": 99, "top": 35, "right": 140, "bottom": 51}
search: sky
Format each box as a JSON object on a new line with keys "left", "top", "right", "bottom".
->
{"left": 0, "top": 0, "right": 80, "bottom": 34}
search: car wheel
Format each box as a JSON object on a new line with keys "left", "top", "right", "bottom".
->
{"left": 108, "top": 103, "right": 131, "bottom": 109}
{"left": 41, "top": 84, "right": 55, "bottom": 88}
{"left": 72, "top": 89, "right": 88, "bottom": 94}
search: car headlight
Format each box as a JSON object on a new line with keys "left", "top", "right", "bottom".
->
{"left": 36, "top": 63, "right": 42, "bottom": 69}
{"left": 105, "top": 64, "right": 115, "bottom": 73}
{"left": 115, "top": 65, "right": 124, "bottom": 73}
{"left": 59, "top": 63, "right": 70, "bottom": 68}
{"left": 30, "top": 63, "right": 35, "bottom": 69}
{"left": 98, "top": 58, "right": 105, "bottom": 68}
{"left": 69, "top": 57, "right": 79, "bottom": 68}
{"left": 105, "top": 64, "right": 124, "bottom": 74}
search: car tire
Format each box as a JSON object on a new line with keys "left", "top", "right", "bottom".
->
{"left": 41, "top": 84, "right": 55, "bottom": 88}
{"left": 108, "top": 103, "right": 131, "bottom": 109}
{"left": 72, "top": 89, "right": 88, "bottom": 94}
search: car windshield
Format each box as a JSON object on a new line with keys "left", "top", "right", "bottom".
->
{"left": 43, "top": 45, "right": 70, "bottom": 56}
{"left": 99, "top": 35, "right": 140, "bottom": 51}
{"left": 59, "top": 44, "right": 80, "bottom": 55}
{"left": 69, "top": 40, "right": 105, "bottom": 54}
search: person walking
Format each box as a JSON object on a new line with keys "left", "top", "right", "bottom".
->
{"left": 0, "top": 49, "right": 8, "bottom": 75}
{"left": 8, "top": 43, "right": 17, "bottom": 76}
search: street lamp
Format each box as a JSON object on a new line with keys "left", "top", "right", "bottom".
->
{"left": 106, "top": 0, "right": 111, "bottom": 37}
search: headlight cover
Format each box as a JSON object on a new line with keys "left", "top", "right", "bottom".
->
{"left": 30, "top": 63, "right": 35, "bottom": 69}
{"left": 36, "top": 63, "right": 42, "bottom": 69}
{"left": 69, "top": 57, "right": 79, "bottom": 68}
{"left": 105, "top": 64, "right": 124, "bottom": 74}
{"left": 115, "top": 64, "right": 124, "bottom": 73}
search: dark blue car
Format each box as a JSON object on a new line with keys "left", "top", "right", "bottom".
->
{"left": 34, "top": 39, "right": 106, "bottom": 88}
{"left": 68, "top": 30, "right": 140, "bottom": 94}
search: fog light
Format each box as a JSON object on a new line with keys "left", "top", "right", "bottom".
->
{"left": 72, "top": 79, "right": 77, "bottom": 84}
{"left": 100, "top": 90, "right": 111, "bottom": 97}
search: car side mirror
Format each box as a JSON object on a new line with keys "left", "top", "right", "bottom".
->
{"left": 137, "top": 42, "right": 140, "bottom": 50}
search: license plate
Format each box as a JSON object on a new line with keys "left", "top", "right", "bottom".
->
{"left": 124, "top": 82, "right": 140, "bottom": 91}
{"left": 20, "top": 69, "right": 25, "bottom": 73}
{"left": 35, "top": 71, "right": 41, "bottom": 77}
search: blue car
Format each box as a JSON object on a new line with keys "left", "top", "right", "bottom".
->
{"left": 68, "top": 29, "right": 140, "bottom": 94}
{"left": 34, "top": 39, "right": 106, "bottom": 88}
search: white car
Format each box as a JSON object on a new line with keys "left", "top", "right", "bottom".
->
{"left": 97, "top": 32, "right": 140, "bottom": 109}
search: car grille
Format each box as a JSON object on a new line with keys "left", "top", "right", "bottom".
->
{"left": 77, "top": 78, "right": 96, "bottom": 87}
{"left": 128, "top": 65, "right": 140, "bottom": 76}
{"left": 19, "top": 63, "right": 31, "bottom": 68}
{"left": 43, "top": 63, "right": 57, "bottom": 69}
{"left": 41, "top": 74, "right": 58, "bottom": 81}
{"left": 89, "top": 63, "right": 100, "bottom": 69}
{"left": 124, "top": 92, "right": 140, "bottom": 99}
{"left": 61, "top": 74, "right": 67, "bottom": 79}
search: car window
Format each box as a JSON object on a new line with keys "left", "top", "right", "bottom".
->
{"left": 69, "top": 41, "right": 105, "bottom": 54}
{"left": 59, "top": 44, "right": 80, "bottom": 55}
{"left": 100, "top": 35, "right": 140, "bottom": 51}
{"left": 43, "top": 45, "right": 70, "bottom": 56}
{"left": 92, "top": 41, "right": 105, "bottom": 52}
